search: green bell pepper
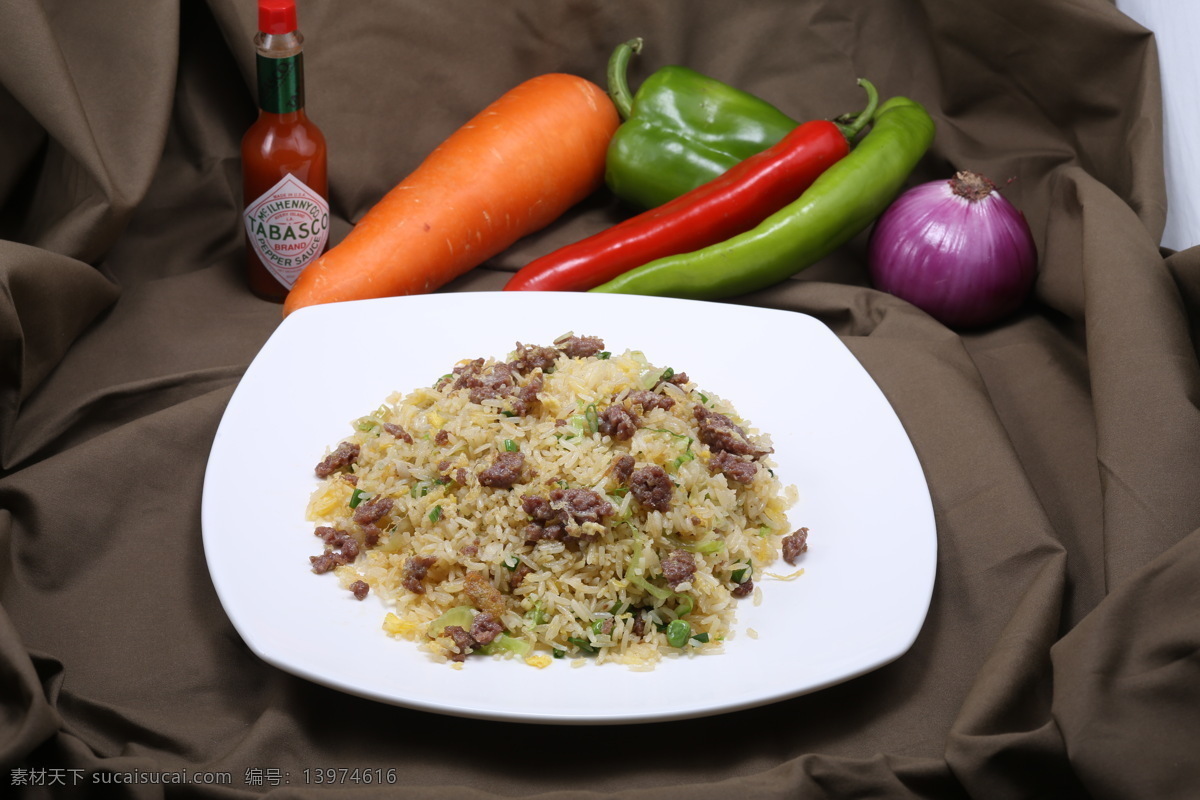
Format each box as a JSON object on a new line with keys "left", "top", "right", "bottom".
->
{"left": 604, "top": 38, "right": 798, "bottom": 210}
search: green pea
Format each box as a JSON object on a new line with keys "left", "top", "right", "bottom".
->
{"left": 666, "top": 619, "right": 691, "bottom": 648}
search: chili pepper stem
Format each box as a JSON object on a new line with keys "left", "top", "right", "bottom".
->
{"left": 834, "top": 79, "right": 879, "bottom": 142}
{"left": 607, "top": 38, "right": 644, "bottom": 120}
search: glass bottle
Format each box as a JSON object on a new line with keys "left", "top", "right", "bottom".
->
{"left": 242, "top": 0, "right": 329, "bottom": 302}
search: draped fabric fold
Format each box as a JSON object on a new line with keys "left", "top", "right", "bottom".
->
{"left": 2, "top": 1, "right": 1197, "bottom": 797}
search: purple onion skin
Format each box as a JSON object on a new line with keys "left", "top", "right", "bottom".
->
{"left": 867, "top": 173, "right": 1038, "bottom": 328}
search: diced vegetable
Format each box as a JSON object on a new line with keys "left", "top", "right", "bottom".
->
{"left": 477, "top": 633, "right": 533, "bottom": 657}
{"left": 666, "top": 619, "right": 691, "bottom": 647}
{"left": 426, "top": 606, "right": 474, "bottom": 638}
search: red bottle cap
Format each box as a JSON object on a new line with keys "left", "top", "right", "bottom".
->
{"left": 258, "top": 0, "right": 297, "bottom": 35}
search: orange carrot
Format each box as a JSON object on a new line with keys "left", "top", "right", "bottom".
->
{"left": 283, "top": 73, "right": 620, "bottom": 316}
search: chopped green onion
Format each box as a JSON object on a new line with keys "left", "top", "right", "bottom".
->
{"left": 585, "top": 403, "right": 599, "bottom": 434}
{"left": 666, "top": 619, "right": 691, "bottom": 648}
{"left": 567, "top": 636, "right": 596, "bottom": 654}
{"left": 525, "top": 603, "right": 548, "bottom": 626}
{"left": 500, "top": 410, "right": 516, "bottom": 418}
{"left": 624, "top": 533, "right": 673, "bottom": 601}
{"left": 349, "top": 488, "right": 366, "bottom": 509}
{"left": 503, "top": 554, "right": 520, "bottom": 570}
{"left": 675, "top": 594, "right": 694, "bottom": 618}
{"left": 504, "top": 439, "right": 519, "bottom": 452}
{"left": 428, "top": 505, "right": 442, "bottom": 522}
{"left": 597, "top": 351, "right": 611, "bottom": 360}
{"left": 410, "top": 483, "right": 428, "bottom": 499}
{"left": 670, "top": 451, "right": 696, "bottom": 472}
{"left": 553, "top": 648, "right": 566, "bottom": 659}
{"left": 698, "top": 393, "right": 709, "bottom": 403}
{"left": 731, "top": 564, "right": 753, "bottom": 584}
{"left": 691, "top": 632, "right": 710, "bottom": 644}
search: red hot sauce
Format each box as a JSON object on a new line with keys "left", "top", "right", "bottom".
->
{"left": 242, "top": 0, "right": 329, "bottom": 302}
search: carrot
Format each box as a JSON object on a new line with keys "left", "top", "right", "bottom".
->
{"left": 283, "top": 73, "right": 620, "bottom": 316}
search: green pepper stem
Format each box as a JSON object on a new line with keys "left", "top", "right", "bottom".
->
{"left": 834, "top": 78, "right": 879, "bottom": 142}
{"left": 607, "top": 38, "right": 644, "bottom": 120}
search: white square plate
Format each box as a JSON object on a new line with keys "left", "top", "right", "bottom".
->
{"left": 202, "top": 292, "right": 936, "bottom": 724}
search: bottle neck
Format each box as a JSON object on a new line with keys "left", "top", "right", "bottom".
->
{"left": 255, "top": 31, "right": 305, "bottom": 114}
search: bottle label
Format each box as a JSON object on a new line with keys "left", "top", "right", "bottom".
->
{"left": 257, "top": 52, "right": 304, "bottom": 114}
{"left": 244, "top": 174, "right": 330, "bottom": 289}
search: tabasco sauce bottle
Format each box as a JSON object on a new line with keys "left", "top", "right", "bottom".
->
{"left": 242, "top": 0, "right": 329, "bottom": 302}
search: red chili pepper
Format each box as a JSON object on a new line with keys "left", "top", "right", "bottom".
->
{"left": 504, "top": 80, "right": 878, "bottom": 293}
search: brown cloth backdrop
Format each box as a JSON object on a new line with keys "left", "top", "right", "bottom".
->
{"left": 2, "top": 0, "right": 1199, "bottom": 797}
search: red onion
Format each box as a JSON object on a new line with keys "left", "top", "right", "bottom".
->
{"left": 867, "top": 171, "right": 1037, "bottom": 328}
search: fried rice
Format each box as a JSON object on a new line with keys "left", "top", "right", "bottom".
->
{"left": 304, "top": 334, "right": 803, "bottom": 668}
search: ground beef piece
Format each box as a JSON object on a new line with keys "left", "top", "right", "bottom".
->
{"left": 667, "top": 371, "right": 689, "bottom": 386}
{"left": 464, "top": 570, "right": 507, "bottom": 618}
{"left": 460, "top": 543, "right": 479, "bottom": 558}
{"left": 309, "top": 551, "right": 349, "bottom": 574}
{"left": 402, "top": 555, "right": 438, "bottom": 594}
{"left": 441, "top": 625, "right": 476, "bottom": 662}
{"left": 349, "top": 580, "right": 370, "bottom": 600}
{"left": 693, "top": 404, "right": 772, "bottom": 459}
{"left": 596, "top": 617, "right": 615, "bottom": 635}
{"left": 360, "top": 524, "right": 382, "bottom": 547}
{"left": 450, "top": 358, "right": 485, "bottom": 390}
{"left": 552, "top": 487, "right": 614, "bottom": 526}
{"left": 510, "top": 343, "right": 561, "bottom": 374}
{"left": 523, "top": 522, "right": 564, "bottom": 544}
{"left": 353, "top": 496, "right": 393, "bottom": 526}
{"left": 455, "top": 467, "right": 468, "bottom": 485}
{"left": 310, "top": 527, "right": 359, "bottom": 573}
{"left": 522, "top": 494, "right": 554, "bottom": 522}
{"left": 478, "top": 452, "right": 525, "bottom": 488}
{"left": 731, "top": 578, "right": 754, "bottom": 598}
{"left": 468, "top": 362, "right": 516, "bottom": 405}
{"left": 511, "top": 375, "right": 543, "bottom": 417}
{"left": 382, "top": 423, "right": 413, "bottom": 444}
{"left": 521, "top": 488, "right": 613, "bottom": 542}
{"left": 631, "top": 614, "right": 647, "bottom": 638}
{"left": 598, "top": 404, "right": 638, "bottom": 440}
{"left": 509, "top": 562, "right": 533, "bottom": 590}
{"left": 629, "top": 465, "right": 672, "bottom": 512}
{"left": 469, "top": 612, "right": 503, "bottom": 646}
{"left": 610, "top": 454, "right": 635, "bottom": 483}
{"left": 709, "top": 450, "right": 758, "bottom": 485}
{"left": 624, "top": 389, "right": 675, "bottom": 412}
{"left": 314, "top": 441, "right": 359, "bottom": 478}
{"left": 314, "top": 526, "right": 342, "bottom": 545}
{"left": 782, "top": 527, "right": 809, "bottom": 565}
{"left": 434, "top": 429, "right": 450, "bottom": 445}
{"left": 335, "top": 534, "right": 360, "bottom": 560}
{"left": 556, "top": 335, "right": 605, "bottom": 358}
{"left": 660, "top": 549, "right": 697, "bottom": 589}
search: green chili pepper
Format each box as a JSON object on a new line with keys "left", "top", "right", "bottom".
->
{"left": 592, "top": 96, "right": 935, "bottom": 300}
{"left": 604, "top": 38, "right": 798, "bottom": 210}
